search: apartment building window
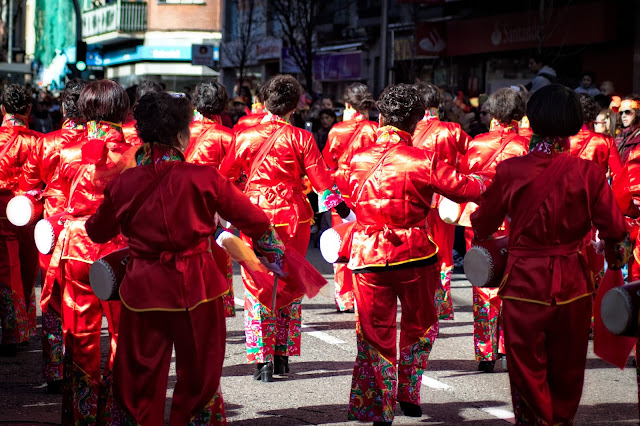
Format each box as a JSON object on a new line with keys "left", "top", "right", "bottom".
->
{"left": 158, "top": 0, "right": 206, "bottom": 4}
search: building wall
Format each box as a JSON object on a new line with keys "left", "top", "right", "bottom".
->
{"left": 148, "top": 0, "right": 222, "bottom": 32}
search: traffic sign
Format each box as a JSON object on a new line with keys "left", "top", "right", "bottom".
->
{"left": 191, "top": 44, "right": 218, "bottom": 67}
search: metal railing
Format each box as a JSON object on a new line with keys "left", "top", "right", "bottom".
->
{"left": 82, "top": 1, "right": 147, "bottom": 39}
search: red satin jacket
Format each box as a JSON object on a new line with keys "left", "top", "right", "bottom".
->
{"left": 569, "top": 126, "right": 623, "bottom": 180}
{"left": 337, "top": 126, "right": 484, "bottom": 270}
{"left": 122, "top": 120, "right": 142, "bottom": 147}
{"left": 232, "top": 112, "right": 268, "bottom": 134}
{"left": 322, "top": 117, "right": 378, "bottom": 170}
{"left": 50, "top": 122, "right": 136, "bottom": 262}
{"left": 86, "top": 145, "right": 271, "bottom": 311}
{"left": 412, "top": 117, "right": 470, "bottom": 166}
{"left": 456, "top": 125, "right": 529, "bottom": 226}
{"left": 186, "top": 117, "right": 233, "bottom": 168}
{"left": 220, "top": 119, "right": 334, "bottom": 237}
{"left": 0, "top": 116, "right": 41, "bottom": 193}
{"left": 19, "top": 120, "right": 86, "bottom": 217}
{"left": 472, "top": 152, "right": 627, "bottom": 304}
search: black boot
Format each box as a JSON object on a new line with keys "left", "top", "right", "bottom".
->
{"left": 47, "top": 380, "right": 63, "bottom": 394}
{"left": 478, "top": 360, "right": 496, "bottom": 373}
{"left": 252, "top": 362, "right": 273, "bottom": 382}
{"left": 399, "top": 401, "right": 422, "bottom": 417}
{"left": 0, "top": 343, "right": 17, "bottom": 357}
{"left": 274, "top": 355, "right": 289, "bottom": 375}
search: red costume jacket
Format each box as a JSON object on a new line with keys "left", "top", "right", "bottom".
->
{"left": 0, "top": 114, "right": 41, "bottom": 194}
{"left": 232, "top": 112, "right": 268, "bottom": 134}
{"left": 337, "top": 126, "right": 484, "bottom": 270}
{"left": 19, "top": 119, "right": 86, "bottom": 216}
{"left": 569, "top": 125, "right": 623, "bottom": 180}
{"left": 471, "top": 149, "right": 628, "bottom": 305}
{"left": 86, "top": 144, "right": 271, "bottom": 311}
{"left": 322, "top": 115, "right": 378, "bottom": 170}
{"left": 220, "top": 118, "right": 334, "bottom": 236}
{"left": 186, "top": 116, "right": 232, "bottom": 168}
{"left": 617, "top": 124, "right": 640, "bottom": 164}
{"left": 412, "top": 117, "right": 470, "bottom": 166}
{"left": 122, "top": 120, "right": 142, "bottom": 147}
{"left": 456, "top": 124, "right": 529, "bottom": 226}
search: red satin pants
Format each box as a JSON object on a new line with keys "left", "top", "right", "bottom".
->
{"left": 428, "top": 209, "right": 455, "bottom": 319}
{"left": 39, "top": 252, "right": 64, "bottom": 382}
{"left": 60, "top": 259, "right": 121, "bottom": 424}
{"left": 113, "top": 298, "right": 227, "bottom": 425}
{"left": 503, "top": 297, "right": 591, "bottom": 425}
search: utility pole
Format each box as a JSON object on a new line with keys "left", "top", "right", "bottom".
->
{"left": 7, "top": 0, "right": 14, "bottom": 63}
{"left": 71, "top": 0, "right": 82, "bottom": 52}
{"left": 380, "top": 0, "right": 388, "bottom": 93}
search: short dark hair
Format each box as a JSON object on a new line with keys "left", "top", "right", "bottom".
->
{"left": 134, "top": 92, "right": 193, "bottom": 147}
{"left": 529, "top": 53, "right": 545, "bottom": 65}
{"left": 527, "top": 84, "right": 583, "bottom": 137}
{"left": 1, "top": 84, "right": 32, "bottom": 114}
{"left": 78, "top": 79, "right": 129, "bottom": 123}
{"left": 318, "top": 108, "right": 335, "bottom": 119}
{"left": 136, "top": 80, "right": 163, "bottom": 100}
{"left": 577, "top": 93, "right": 599, "bottom": 123}
{"left": 344, "top": 83, "right": 375, "bottom": 113}
{"left": 416, "top": 82, "right": 441, "bottom": 109}
{"left": 486, "top": 88, "right": 525, "bottom": 124}
{"left": 376, "top": 84, "right": 425, "bottom": 134}
{"left": 581, "top": 71, "right": 596, "bottom": 82}
{"left": 193, "top": 82, "right": 229, "bottom": 117}
{"left": 61, "top": 79, "right": 88, "bottom": 120}
{"left": 126, "top": 84, "right": 138, "bottom": 108}
{"left": 263, "top": 75, "right": 302, "bottom": 116}
{"left": 255, "top": 83, "right": 265, "bottom": 103}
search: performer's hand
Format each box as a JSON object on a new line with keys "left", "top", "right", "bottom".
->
{"left": 254, "top": 226, "right": 287, "bottom": 277}
{"left": 335, "top": 201, "right": 351, "bottom": 219}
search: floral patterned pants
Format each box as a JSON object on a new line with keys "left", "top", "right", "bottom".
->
{"left": 429, "top": 209, "right": 455, "bottom": 320}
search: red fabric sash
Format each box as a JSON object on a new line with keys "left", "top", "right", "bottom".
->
{"left": 593, "top": 269, "right": 636, "bottom": 369}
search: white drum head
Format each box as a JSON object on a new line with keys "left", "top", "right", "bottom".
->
{"left": 464, "top": 247, "right": 493, "bottom": 287}
{"left": 34, "top": 219, "right": 55, "bottom": 255}
{"left": 439, "top": 198, "right": 461, "bottom": 225}
{"left": 601, "top": 288, "right": 633, "bottom": 336}
{"left": 319, "top": 228, "right": 342, "bottom": 264}
{"left": 7, "top": 195, "right": 33, "bottom": 227}
{"left": 89, "top": 260, "right": 117, "bottom": 301}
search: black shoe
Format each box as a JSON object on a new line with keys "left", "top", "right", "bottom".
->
{"left": 252, "top": 362, "right": 273, "bottom": 382}
{"left": 373, "top": 422, "right": 392, "bottom": 426}
{"left": 399, "top": 401, "right": 422, "bottom": 417}
{"left": 0, "top": 343, "right": 17, "bottom": 357}
{"left": 47, "top": 380, "right": 63, "bottom": 394}
{"left": 274, "top": 355, "right": 289, "bottom": 375}
{"left": 478, "top": 360, "right": 495, "bottom": 373}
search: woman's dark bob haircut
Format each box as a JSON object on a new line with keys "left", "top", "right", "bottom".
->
{"left": 193, "top": 81, "right": 229, "bottom": 117}
{"left": 263, "top": 75, "right": 302, "bottom": 117}
{"left": 344, "top": 83, "right": 375, "bottom": 113}
{"left": 527, "top": 84, "right": 583, "bottom": 137}
{"left": 377, "top": 84, "right": 425, "bottom": 134}
{"left": 486, "top": 88, "right": 525, "bottom": 124}
{"left": 415, "top": 82, "right": 442, "bottom": 109}
{"left": 134, "top": 92, "right": 193, "bottom": 147}
{"left": 78, "top": 80, "right": 129, "bottom": 123}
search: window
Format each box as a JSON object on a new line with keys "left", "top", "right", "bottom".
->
{"left": 158, "top": 0, "right": 206, "bottom": 4}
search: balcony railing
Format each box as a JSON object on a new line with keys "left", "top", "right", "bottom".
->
{"left": 82, "top": 1, "right": 147, "bottom": 39}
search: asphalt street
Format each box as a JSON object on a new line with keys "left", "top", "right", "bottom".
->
{"left": 0, "top": 246, "right": 638, "bottom": 425}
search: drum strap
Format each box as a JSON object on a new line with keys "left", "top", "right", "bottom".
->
{"left": 245, "top": 125, "right": 287, "bottom": 192}
{"left": 354, "top": 145, "right": 399, "bottom": 203}
{"left": 336, "top": 121, "right": 368, "bottom": 166}
{"left": 509, "top": 154, "right": 572, "bottom": 246}
{"left": 576, "top": 134, "right": 593, "bottom": 158}
{"left": 481, "top": 133, "right": 520, "bottom": 172}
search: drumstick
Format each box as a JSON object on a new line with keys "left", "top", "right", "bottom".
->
{"left": 271, "top": 275, "right": 279, "bottom": 315}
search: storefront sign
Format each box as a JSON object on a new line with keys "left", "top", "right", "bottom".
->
{"left": 313, "top": 52, "right": 361, "bottom": 81}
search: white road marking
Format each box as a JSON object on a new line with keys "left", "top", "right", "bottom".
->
{"left": 23, "top": 402, "right": 60, "bottom": 407}
{"left": 482, "top": 407, "right": 515, "bottom": 423}
{"left": 421, "top": 374, "right": 452, "bottom": 390}
{"left": 234, "top": 297, "right": 244, "bottom": 307}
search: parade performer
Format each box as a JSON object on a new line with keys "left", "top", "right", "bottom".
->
{"left": 471, "top": 84, "right": 630, "bottom": 425}
{"left": 337, "top": 84, "right": 485, "bottom": 425}
{"left": 616, "top": 96, "right": 640, "bottom": 163}
{"left": 0, "top": 84, "right": 41, "bottom": 356}
{"left": 232, "top": 84, "right": 268, "bottom": 134}
{"left": 18, "top": 79, "right": 88, "bottom": 391}
{"left": 221, "top": 75, "right": 336, "bottom": 381}
{"left": 121, "top": 80, "right": 163, "bottom": 147}
{"left": 87, "top": 92, "right": 281, "bottom": 425}
{"left": 413, "top": 82, "right": 471, "bottom": 321}
{"left": 458, "top": 88, "right": 529, "bottom": 373}
{"left": 47, "top": 80, "right": 136, "bottom": 424}
{"left": 322, "top": 82, "right": 377, "bottom": 312}
{"left": 186, "top": 81, "right": 236, "bottom": 317}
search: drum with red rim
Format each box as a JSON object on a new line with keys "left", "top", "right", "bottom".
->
{"left": 319, "top": 221, "right": 354, "bottom": 264}
{"left": 34, "top": 214, "right": 65, "bottom": 255}
{"left": 463, "top": 236, "right": 509, "bottom": 287}
{"left": 7, "top": 194, "right": 43, "bottom": 227}
{"left": 90, "top": 248, "right": 130, "bottom": 301}
{"left": 601, "top": 280, "right": 640, "bottom": 337}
